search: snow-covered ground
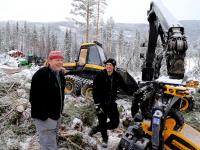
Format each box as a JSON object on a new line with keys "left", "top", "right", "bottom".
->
{"left": 0, "top": 52, "right": 131, "bottom": 149}
{"left": 0, "top": 52, "right": 200, "bottom": 149}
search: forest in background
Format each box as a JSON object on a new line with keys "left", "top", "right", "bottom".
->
{"left": 0, "top": 20, "right": 200, "bottom": 76}
{"left": 0, "top": 0, "right": 200, "bottom": 76}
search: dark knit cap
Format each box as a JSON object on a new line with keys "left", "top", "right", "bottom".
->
{"left": 104, "top": 58, "right": 116, "bottom": 67}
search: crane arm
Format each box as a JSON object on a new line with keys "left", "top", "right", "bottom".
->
{"left": 142, "top": 0, "right": 188, "bottom": 81}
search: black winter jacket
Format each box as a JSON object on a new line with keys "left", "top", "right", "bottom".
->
{"left": 93, "top": 69, "right": 134, "bottom": 105}
{"left": 29, "top": 67, "right": 65, "bottom": 120}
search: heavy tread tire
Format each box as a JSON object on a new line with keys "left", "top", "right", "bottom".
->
{"left": 73, "top": 80, "right": 82, "bottom": 96}
{"left": 81, "top": 83, "right": 93, "bottom": 101}
{"left": 65, "top": 78, "right": 75, "bottom": 95}
{"left": 167, "top": 108, "right": 184, "bottom": 130}
{"left": 65, "top": 75, "right": 82, "bottom": 96}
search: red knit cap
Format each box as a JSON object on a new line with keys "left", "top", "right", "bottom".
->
{"left": 48, "top": 51, "right": 64, "bottom": 60}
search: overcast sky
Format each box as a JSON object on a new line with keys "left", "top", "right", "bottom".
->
{"left": 0, "top": 0, "right": 199, "bottom": 23}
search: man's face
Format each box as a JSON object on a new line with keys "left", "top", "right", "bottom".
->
{"left": 105, "top": 63, "right": 114, "bottom": 73}
{"left": 48, "top": 58, "right": 64, "bottom": 72}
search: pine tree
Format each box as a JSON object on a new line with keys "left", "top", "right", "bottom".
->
{"left": 71, "top": 0, "right": 97, "bottom": 42}
{"left": 105, "top": 17, "right": 115, "bottom": 57}
{"left": 31, "top": 26, "right": 39, "bottom": 55}
{"left": 39, "top": 25, "right": 46, "bottom": 57}
{"left": 126, "top": 30, "right": 141, "bottom": 73}
{"left": 12, "top": 22, "right": 20, "bottom": 50}
{"left": 46, "top": 26, "right": 51, "bottom": 56}
{"left": 51, "top": 33, "right": 58, "bottom": 51}
{"left": 5, "top": 21, "right": 11, "bottom": 51}
{"left": 117, "top": 29, "right": 124, "bottom": 64}
{"left": 64, "top": 29, "right": 72, "bottom": 61}
{"left": 0, "top": 29, "right": 3, "bottom": 52}
{"left": 21, "top": 22, "right": 28, "bottom": 54}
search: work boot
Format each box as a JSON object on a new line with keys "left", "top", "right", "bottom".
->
{"left": 102, "top": 138, "right": 108, "bottom": 148}
{"left": 89, "top": 127, "right": 98, "bottom": 137}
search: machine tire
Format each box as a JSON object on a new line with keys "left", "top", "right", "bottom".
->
{"left": 166, "top": 108, "right": 184, "bottom": 130}
{"left": 81, "top": 83, "right": 93, "bottom": 101}
{"left": 65, "top": 77, "right": 81, "bottom": 96}
{"left": 65, "top": 78, "right": 75, "bottom": 95}
{"left": 73, "top": 80, "right": 81, "bottom": 96}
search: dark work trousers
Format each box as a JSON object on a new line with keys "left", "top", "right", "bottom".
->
{"left": 96, "top": 103, "right": 119, "bottom": 140}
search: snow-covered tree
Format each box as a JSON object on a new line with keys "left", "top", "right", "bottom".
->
{"left": 31, "top": 26, "right": 39, "bottom": 55}
{"left": 71, "top": 32, "right": 79, "bottom": 60}
{"left": 117, "top": 29, "right": 124, "bottom": 64}
{"left": 98, "top": 19, "right": 105, "bottom": 43}
{"left": 51, "top": 33, "right": 58, "bottom": 51}
{"left": 11, "top": 22, "right": 19, "bottom": 50}
{"left": 126, "top": 30, "right": 141, "bottom": 73}
{"left": 5, "top": 22, "right": 11, "bottom": 51}
{"left": 64, "top": 29, "right": 72, "bottom": 61}
{"left": 104, "top": 17, "right": 115, "bottom": 57}
{"left": 38, "top": 25, "right": 46, "bottom": 57}
{"left": 0, "top": 29, "right": 3, "bottom": 52}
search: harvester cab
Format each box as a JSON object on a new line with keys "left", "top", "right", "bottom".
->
{"left": 63, "top": 41, "right": 138, "bottom": 100}
{"left": 63, "top": 41, "right": 106, "bottom": 99}
{"left": 64, "top": 41, "right": 106, "bottom": 73}
{"left": 75, "top": 41, "right": 106, "bottom": 70}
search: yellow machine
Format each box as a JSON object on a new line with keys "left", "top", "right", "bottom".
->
{"left": 141, "top": 120, "right": 200, "bottom": 150}
{"left": 118, "top": 80, "right": 200, "bottom": 150}
{"left": 63, "top": 41, "right": 106, "bottom": 100}
{"left": 63, "top": 41, "right": 138, "bottom": 100}
{"left": 164, "top": 84, "right": 194, "bottom": 112}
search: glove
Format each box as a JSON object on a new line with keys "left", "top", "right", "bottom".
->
{"left": 95, "top": 103, "right": 104, "bottom": 115}
{"left": 133, "top": 90, "right": 144, "bottom": 103}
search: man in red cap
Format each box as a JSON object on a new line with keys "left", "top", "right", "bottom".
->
{"left": 30, "top": 50, "right": 65, "bottom": 150}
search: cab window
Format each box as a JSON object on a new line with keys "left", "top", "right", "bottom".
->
{"left": 78, "top": 49, "right": 88, "bottom": 66}
{"left": 87, "top": 46, "right": 101, "bottom": 65}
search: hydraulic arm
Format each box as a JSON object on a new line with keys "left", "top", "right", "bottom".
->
{"left": 142, "top": 0, "right": 188, "bottom": 81}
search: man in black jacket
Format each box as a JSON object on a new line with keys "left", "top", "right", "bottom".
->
{"left": 89, "top": 58, "right": 138, "bottom": 148}
{"left": 29, "top": 50, "right": 65, "bottom": 150}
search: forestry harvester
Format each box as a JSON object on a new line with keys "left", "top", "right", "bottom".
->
{"left": 63, "top": 41, "right": 138, "bottom": 100}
